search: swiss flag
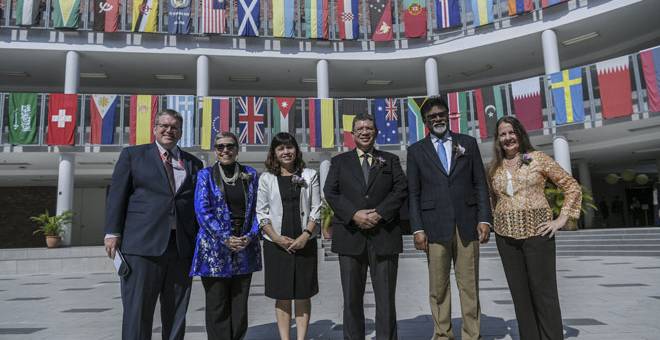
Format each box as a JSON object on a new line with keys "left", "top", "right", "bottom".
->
{"left": 47, "top": 94, "right": 78, "bottom": 145}
{"left": 596, "top": 56, "right": 633, "bottom": 119}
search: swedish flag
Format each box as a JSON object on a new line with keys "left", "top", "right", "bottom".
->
{"left": 550, "top": 67, "right": 585, "bottom": 125}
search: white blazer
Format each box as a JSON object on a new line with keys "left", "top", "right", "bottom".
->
{"left": 256, "top": 168, "right": 322, "bottom": 241}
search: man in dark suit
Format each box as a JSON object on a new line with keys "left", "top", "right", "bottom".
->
{"left": 407, "top": 97, "right": 492, "bottom": 340}
{"left": 104, "top": 109, "right": 203, "bottom": 340}
{"left": 324, "top": 113, "right": 407, "bottom": 340}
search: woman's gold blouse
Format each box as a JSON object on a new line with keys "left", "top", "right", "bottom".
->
{"left": 491, "top": 151, "right": 582, "bottom": 239}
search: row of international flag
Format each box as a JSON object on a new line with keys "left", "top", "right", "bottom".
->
{"left": 12, "top": 0, "right": 568, "bottom": 38}
{"left": 5, "top": 46, "right": 660, "bottom": 147}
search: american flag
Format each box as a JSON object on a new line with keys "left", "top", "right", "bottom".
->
{"left": 201, "top": 0, "right": 226, "bottom": 34}
{"left": 237, "top": 96, "right": 265, "bottom": 144}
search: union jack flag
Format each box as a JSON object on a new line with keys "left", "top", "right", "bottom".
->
{"left": 385, "top": 98, "right": 398, "bottom": 120}
{"left": 237, "top": 96, "right": 265, "bottom": 144}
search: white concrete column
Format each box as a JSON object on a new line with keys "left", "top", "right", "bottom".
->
{"left": 319, "top": 153, "right": 332, "bottom": 199}
{"left": 57, "top": 153, "right": 75, "bottom": 246}
{"left": 578, "top": 161, "right": 593, "bottom": 228}
{"left": 425, "top": 58, "right": 439, "bottom": 96}
{"left": 64, "top": 51, "right": 80, "bottom": 94}
{"left": 196, "top": 55, "right": 210, "bottom": 97}
{"left": 553, "top": 135, "right": 572, "bottom": 176}
{"left": 542, "top": 30, "right": 561, "bottom": 75}
{"left": 316, "top": 59, "right": 329, "bottom": 98}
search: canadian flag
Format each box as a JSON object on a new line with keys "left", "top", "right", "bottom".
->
{"left": 596, "top": 56, "right": 633, "bottom": 119}
{"left": 47, "top": 94, "right": 78, "bottom": 145}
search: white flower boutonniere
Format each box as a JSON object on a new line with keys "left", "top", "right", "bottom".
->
{"left": 291, "top": 174, "right": 307, "bottom": 188}
{"left": 453, "top": 143, "right": 466, "bottom": 158}
{"left": 373, "top": 156, "right": 387, "bottom": 168}
{"left": 239, "top": 172, "right": 252, "bottom": 181}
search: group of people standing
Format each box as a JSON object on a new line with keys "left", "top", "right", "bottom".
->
{"left": 104, "top": 96, "right": 581, "bottom": 340}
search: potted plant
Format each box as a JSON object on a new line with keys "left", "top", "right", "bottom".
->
{"left": 31, "top": 210, "right": 73, "bottom": 248}
{"left": 319, "top": 199, "right": 334, "bottom": 239}
{"left": 545, "top": 184, "right": 597, "bottom": 231}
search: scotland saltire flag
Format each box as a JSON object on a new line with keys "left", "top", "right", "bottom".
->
{"left": 374, "top": 98, "right": 399, "bottom": 145}
{"left": 238, "top": 0, "right": 260, "bottom": 36}
{"left": 237, "top": 96, "right": 265, "bottom": 144}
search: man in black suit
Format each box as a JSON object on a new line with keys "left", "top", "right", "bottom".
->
{"left": 324, "top": 113, "right": 407, "bottom": 340}
{"left": 407, "top": 97, "right": 492, "bottom": 340}
{"left": 104, "top": 109, "right": 203, "bottom": 340}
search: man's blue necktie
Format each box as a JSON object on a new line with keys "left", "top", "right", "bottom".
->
{"left": 437, "top": 139, "right": 449, "bottom": 173}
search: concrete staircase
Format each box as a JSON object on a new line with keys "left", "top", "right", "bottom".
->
{"left": 321, "top": 227, "right": 660, "bottom": 261}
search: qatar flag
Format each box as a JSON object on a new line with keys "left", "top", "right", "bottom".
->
{"left": 596, "top": 56, "right": 633, "bottom": 119}
{"left": 511, "top": 77, "right": 543, "bottom": 131}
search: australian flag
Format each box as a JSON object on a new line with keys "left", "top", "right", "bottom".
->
{"left": 374, "top": 98, "right": 399, "bottom": 145}
{"left": 237, "top": 96, "right": 265, "bottom": 144}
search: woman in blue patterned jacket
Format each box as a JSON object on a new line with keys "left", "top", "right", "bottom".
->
{"left": 191, "top": 131, "right": 261, "bottom": 340}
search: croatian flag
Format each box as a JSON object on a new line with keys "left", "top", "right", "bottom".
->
{"left": 90, "top": 94, "right": 118, "bottom": 144}
{"left": 337, "top": 0, "right": 359, "bottom": 39}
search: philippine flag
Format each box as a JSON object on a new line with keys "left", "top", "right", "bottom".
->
{"left": 90, "top": 94, "right": 119, "bottom": 144}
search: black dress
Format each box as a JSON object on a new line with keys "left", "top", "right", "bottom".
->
{"left": 263, "top": 175, "right": 319, "bottom": 300}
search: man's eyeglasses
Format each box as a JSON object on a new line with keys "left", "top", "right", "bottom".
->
{"left": 215, "top": 143, "right": 236, "bottom": 151}
{"left": 156, "top": 124, "right": 180, "bottom": 132}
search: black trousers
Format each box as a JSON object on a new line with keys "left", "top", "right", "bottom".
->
{"left": 339, "top": 240, "right": 399, "bottom": 340}
{"left": 201, "top": 274, "right": 253, "bottom": 340}
{"left": 121, "top": 232, "right": 192, "bottom": 340}
{"left": 496, "top": 234, "right": 563, "bottom": 340}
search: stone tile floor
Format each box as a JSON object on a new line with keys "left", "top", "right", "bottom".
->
{"left": 1, "top": 253, "right": 659, "bottom": 339}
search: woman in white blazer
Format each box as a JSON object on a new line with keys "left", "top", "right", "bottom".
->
{"left": 256, "top": 132, "right": 321, "bottom": 340}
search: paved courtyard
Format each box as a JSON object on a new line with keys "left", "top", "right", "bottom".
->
{"left": 1, "top": 250, "right": 659, "bottom": 339}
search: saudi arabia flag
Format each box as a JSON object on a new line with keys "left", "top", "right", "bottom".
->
{"left": 52, "top": 0, "right": 80, "bottom": 28}
{"left": 8, "top": 93, "right": 38, "bottom": 145}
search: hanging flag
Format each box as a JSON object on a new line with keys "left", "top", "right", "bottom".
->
{"left": 338, "top": 99, "right": 367, "bottom": 148}
{"left": 374, "top": 98, "right": 400, "bottom": 145}
{"left": 549, "top": 68, "right": 585, "bottom": 125}
{"left": 90, "top": 95, "right": 118, "bottom": 145}
{"left": 8, "top": 93, "right": 38, "bottom": 145}
{"left": 305, "top": 0, "right": 329, "bottom": 39}
{"left": 238, "top": 0, "right": 260, "bottom": 36}
{"left": 447, "top": 92, "right": 469, "bottom": 133}
{"left": 168, "top": 0, "right": 192, "bottom": 34}
{"left": 15, "top": 0, "right": 40, "bottom": 26}
{"left": 93, "top": 0, "right": 120, "bottom": 32}
{"left": 403, "top": 0, "right": 427, "bottom": 38}
{"left": 541, "top": 0, "right": 566, "bottom": 8}
{"left": 237, "top": 96, "right": 265, "bottom": 144}
{"left": 307, "top": 98, "right": 334, "bottom": 148}
{"left": 407, "top": 97, "right": 426, "bottom": 144}
{"left": 336, "top": 0, "right": 359, "bottom": 40}
{"left": 369, "top": 0, "right": 393, "bottom": 41}
{"left": 436, "top": 0, "right": 461, "bottom": 29}
{"left": 132, "top": 0, "right": 159, "bottom": 32}
{"left": 474, "top": 86, "right": 504, "bottom": 139}
{"left": 640, "top": 47, "right": 660, "bottom": 113}
{"left": 201, "top": 0, "right": 227, "bottom": 33}
{"left": 200, "top": 97, "right": 230, "bottom": 150}
{"left": 167, "top": 95, "right": 195, "bottom": 147}
{"left": 596, "top": 56, "right": 633, "bottom": 119}
{"left": 52, "top": 0, "right": 80, "bottom": 28}
{"left": 272, "top": 0, "right": 295, "bottom": 38}
{"left": 507, "top": 0, "right": 533, "bottom": 16}
{"left": 272, "top": 97, "right": 296, "bottom": 134}
{"left": 129, "top": 95, "right": 158, "bottom": 145}
{"left": 511, "top": 77, "right": 543, "bottom": 131}
{"left": 342, "top": 115, "right": 356, "bottom": 148}
{"left": 471, "top": 0, "right": 493, "bottom": 26}
{"left": 47, "top": 94, "right": 78, "bottom": 145}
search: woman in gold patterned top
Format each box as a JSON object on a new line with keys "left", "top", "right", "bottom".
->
{"left": 487, "top": 116, "right": 581, "bottom": 340}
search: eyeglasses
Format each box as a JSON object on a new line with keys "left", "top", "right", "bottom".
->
{"left": 424, "top": 111, "right": 448, "bottom": 121}
{"left": 215, "top": 143, "right": 236, "bottom": 151}
{"left": 156, "top": 124, "right": 180, "bottom": 132}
